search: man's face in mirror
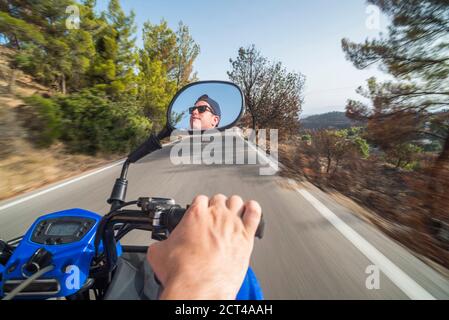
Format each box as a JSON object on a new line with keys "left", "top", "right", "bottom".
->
{"left": 189, "top": 101, "right": 220, "bottom": 130}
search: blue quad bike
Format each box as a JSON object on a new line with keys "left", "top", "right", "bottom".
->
{"left": 0, "top": 81, "right": 265, "bottom": 300}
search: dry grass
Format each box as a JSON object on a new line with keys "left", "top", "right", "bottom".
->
{"left": 0, "top": 94, "right": 119, "bottom": 201}
{"left": 0, "top": 51, "right": 121, "bottom": 201}
{"left": 0, "top": 142, "right": 119, "bottom": 201}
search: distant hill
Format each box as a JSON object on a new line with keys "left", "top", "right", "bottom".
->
{"left": 300, "top": 111, "right": 365, "bottom": 130}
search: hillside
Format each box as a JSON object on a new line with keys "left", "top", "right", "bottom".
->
{"left": 300, "top": 111, "right": 365, "bottom": 130}
{"left": 0, "top": 46, "right": 118, "bottom": 201}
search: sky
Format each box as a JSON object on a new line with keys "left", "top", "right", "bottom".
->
{"left": 96, "top": 0, "right": 392, "bottom": 116}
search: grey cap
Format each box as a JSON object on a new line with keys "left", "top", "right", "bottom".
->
{"left": 196, "top": 94, "right": 221, "bottom": 118}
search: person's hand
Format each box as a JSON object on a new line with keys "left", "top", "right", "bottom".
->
{"left": 147, "top": 194, "right": 262, "bottom": 300}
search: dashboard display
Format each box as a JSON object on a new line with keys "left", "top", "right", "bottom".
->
{"left": 31, "top": 216, "right": 95, "bottom": 245}
{"left": 47, "top": 222, "right": 81, "bottom": 236}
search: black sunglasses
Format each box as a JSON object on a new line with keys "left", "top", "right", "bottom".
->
{"left": 189, "top": 105, "right": 215, "bottom": 115}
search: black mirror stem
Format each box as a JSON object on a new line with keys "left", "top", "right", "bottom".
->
{"left": 157, "top": 125, "right": 172, "bottom": 140}
{"left": 107, "top": 126, "right": 173, "bottom": 211}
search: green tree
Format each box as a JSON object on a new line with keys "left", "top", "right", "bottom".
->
{"left": 56, "top": 90, "right": 152, "bottom": 154}
{"left": 141, "top": 20, "right": 177, "bottom": 74}
{"left": 0, "top": 1, "right": 201, "bottom": 154}
{"left": 0, "top": 11, "right": 46, "bottom": 48}
{"left": 137, "top": 51, "right": 176, "bottom": 131}
{"left": 173, "top": 21, "right": 200, "bottom": 90}
{"left": 301, "top": 134, "right": 312, "bottom": 142}
{"left": 141, "top": 19, "right": 200, "bottom": 87}
{"left": 307, "top": 129, "right": 369, "bottom": 174}
{"left": 385, "top": 143, "right": 423, "bottom": 169}
{"left": 22, "top": 89, "right": 153, "bottom": 154}
{"left": 1, "top": 0, "right": 96, "bottom": 93}
{"left": 107, "top": 0, "right": 138, "bottom": 96}
{"left": 138, "top": 20, "right": 199, "bottom": 131}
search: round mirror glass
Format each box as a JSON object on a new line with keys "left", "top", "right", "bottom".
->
{"left": 168, "top": 81, "right": 244, "bottom": 131}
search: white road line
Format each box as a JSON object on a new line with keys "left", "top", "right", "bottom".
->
{"left": 0, "top": 160, "right": 126, "bottom": 212}
{"left": 291, "top": 183, "right": 435, "bottom": 300}
{"left": 2, "top": 133, "right": 435, "bottom": 299}
{"left": 0, "top": 141, "right": 177, "bottom": 212}
{"left": 241, "top": 134, "right": 434, "bottom": 299}
{"left": 239, "top": 134, "right": 283, "bottom": 171}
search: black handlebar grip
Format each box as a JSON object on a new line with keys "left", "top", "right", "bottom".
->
{"left": 162, "top": 206, "right": 186, "bottom": 233}
{"left": 162, "top": 207, "right": 265, "bottom": 239}
{"left": 255, "top": 214, "right": 265, "bottom": 239}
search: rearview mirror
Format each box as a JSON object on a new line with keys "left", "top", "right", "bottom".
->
{"left": 167, "top": 81, "right": 245, "bottom": 132}
{"left": 111, "top": 81, "right": 244, "bottom": 210}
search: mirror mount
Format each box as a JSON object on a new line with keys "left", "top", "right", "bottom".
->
{"left": 156, "top": 125, "right": 173, "bottom": 141}
{"left": 107, "top": 125, "right": 173, "bottom": 211}
{"left": 107, "top": 80, "right": 245, "bottom": 211}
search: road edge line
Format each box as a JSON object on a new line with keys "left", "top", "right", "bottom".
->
{"left": 291, "top": 182, "right": 436, "bottom": 300}
{"left": 0, "top": 141, "right": 176, "bottom": 212}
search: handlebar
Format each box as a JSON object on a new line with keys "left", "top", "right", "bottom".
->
{"left": 160, "top": 206, "right": 265, "bottom": 239}
{"left": 95, "top": 198, "right": 265, "bottom": 276}
{"left": 107, "top": 205, "right": 265, "bottom": 239}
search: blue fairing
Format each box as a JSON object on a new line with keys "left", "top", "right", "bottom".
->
{"left": 236, "top": 267, "right": 264, "bottom": 300}
{"left": 0, "top": 208, "right": 122, "bottom": 299}
{"left": 0, "top": 208, "right": 263, "bottom": 300}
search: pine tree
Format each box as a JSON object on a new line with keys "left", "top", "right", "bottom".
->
{"left": 0, "top": 3, "right": 46, "bottom": 48}
{"left": 174, "top": 21, "right": 200, "bottom": 90}
{"left": 342, "top": 0, "right": 449, "bottom": 228}
{"left": 342, "top": 0, "right": 449, "bottom": 142}
{"left": 138, "top": 19, "right": 200, "bottom": 130}
{"left": 141, "top": 19, "right": 177, "bottom": 74}
{"left": 137, "top": 49, "right": 176, "bottom": 132}
{"left": 141, "top": 19, "right": 200, "bottom": 87}
{"left": 0, "top": 0, "right": 96, "bottom": 93}
{"left": 107, "top": 0, "right": 138, "bottom": 96}
{"left": 86, "top": 8, "right": 120, "bottom": 96}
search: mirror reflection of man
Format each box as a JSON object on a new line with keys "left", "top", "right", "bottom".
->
{"left": 189, "top": 94, "right": 221, "bottom": 130}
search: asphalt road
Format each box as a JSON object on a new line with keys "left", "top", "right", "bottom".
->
{"left": 1, "top": 132, "right": 449, "bottom": 299}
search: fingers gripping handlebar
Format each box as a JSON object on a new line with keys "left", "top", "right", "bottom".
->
{"left": 160, "top": 206, "right": 265, "bottom": 239}
{"left": 94, "top": 198, "right": 264, "bottom": 276}
{"left": 99, "top": 198, "right": 265, "bottom": 244}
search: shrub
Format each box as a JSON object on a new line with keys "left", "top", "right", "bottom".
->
{"left": 22, "top": 95, "right": 62, "bottom": 147}
{"left": 384, "top": 143, "right": 423, "bottom": 169}
{"left": 23, "top": 90, "right": 153, "bottom": 155}
{"left": 54, "top": 89, "right": 153, "bottom": 155}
